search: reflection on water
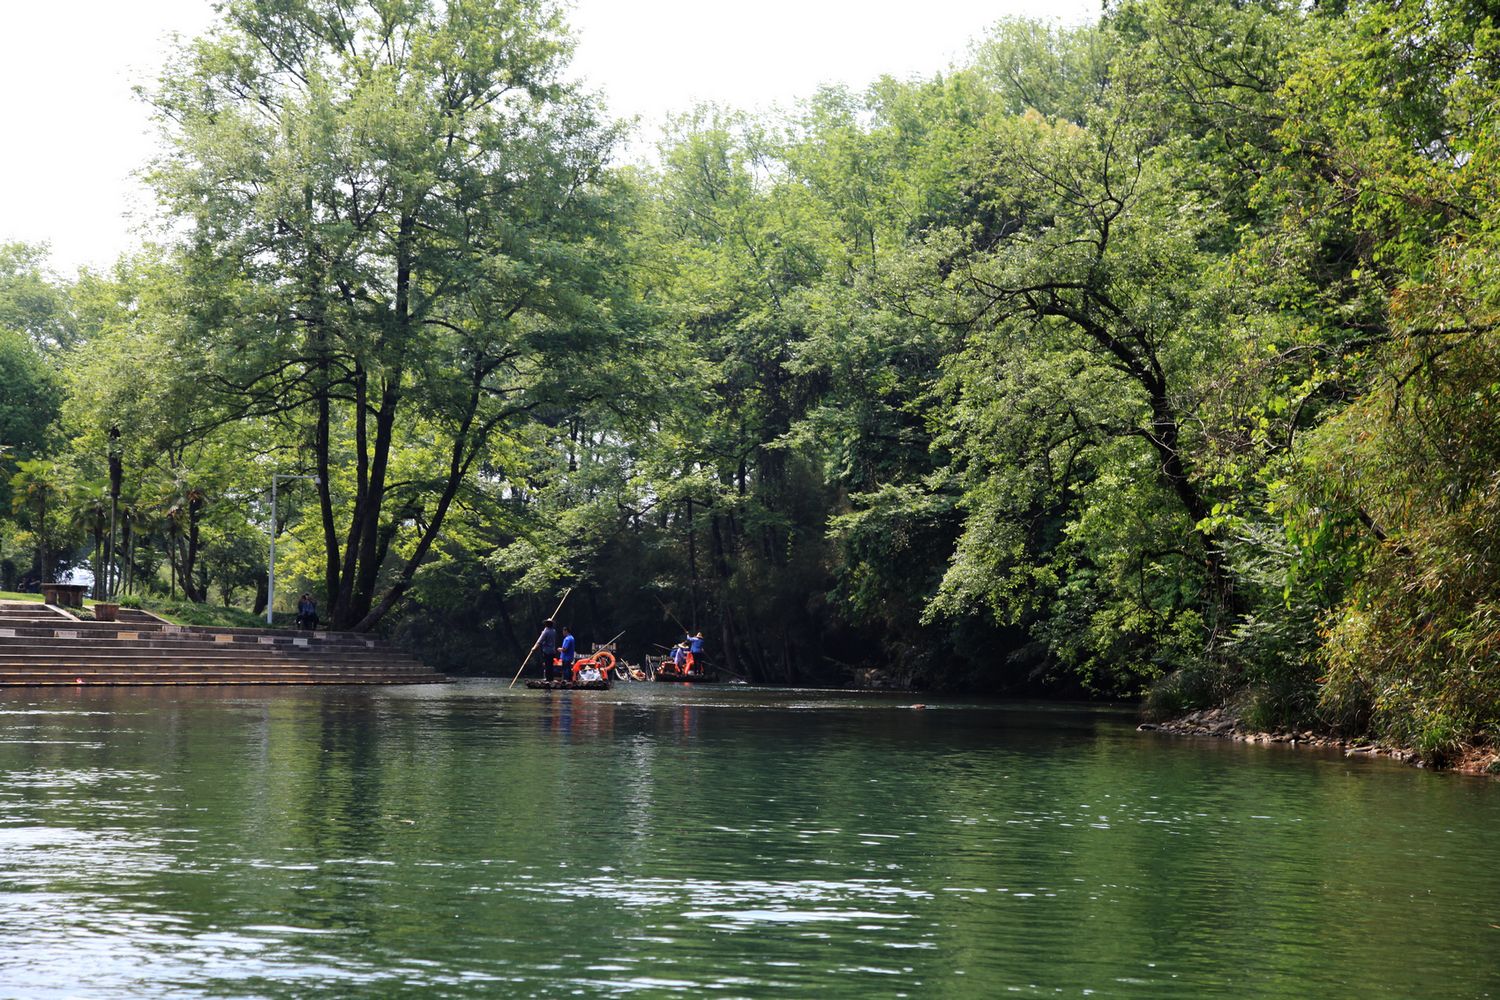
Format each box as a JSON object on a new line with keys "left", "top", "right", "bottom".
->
{"left": 1, "top": 684, "right": 1498, "bottom": 998}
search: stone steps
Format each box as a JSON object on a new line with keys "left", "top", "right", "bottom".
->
{"left": 0, "top": 656, "right": 432, "bottom": 671}
{"left": 0, "top": 648, "right": 408, "bottom": 662}
{"left": 0, "top": 661, "right": 435, "bottom": 679}
{"left": 0, "top": 602, "right": 443, "bottom": 687}
{"left": 0, "top": 674, "right": 443, "bottom": 686}
{"left": 0, "top": 660, "right": 424, "bottom": 674}
{"left": 0, "top": 645, "right": 422, "bottom": 663}
{"left": 0, "top": 667, "right": 445, "bottom": 685}
{"left": 0, "top": 603, "right": 70, "bottom": 618}
{"left": 0, "top": 638, "right": 420, "bottom": 658}
{"left": 0, "top": 628, "right": 383, "bottom": 649}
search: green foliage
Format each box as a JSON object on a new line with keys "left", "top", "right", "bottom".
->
{"left": 8, "top": 0, "right": 1500, "bottom": 755}
{"left": 144, "top": 0, "right": 636, "bottom": 630}
{"left": 0, "top": 328, "right": 60, "bottom": 492}
{"left": 0, "top": 246, "right": 68, "bottom": 533}
{"left": 1264, "top": 0, "right": 1500, "bottom": 755}
{"left": 0, "top": 242, "right": 75, "bottom": 352}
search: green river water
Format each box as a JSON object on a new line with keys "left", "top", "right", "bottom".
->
{"left": 1, "top": 682, "right": 1498, "bottom": 998}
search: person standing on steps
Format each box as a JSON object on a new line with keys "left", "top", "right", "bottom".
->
{"left": 538, "top": 619, "right": 559, "bottom": 682}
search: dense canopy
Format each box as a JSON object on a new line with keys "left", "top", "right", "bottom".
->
{"left": 3, "top": 0, "right": 1498, "bottom": 762}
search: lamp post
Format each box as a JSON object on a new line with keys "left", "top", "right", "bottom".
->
{"left": 268, "top": 473, "right": 320, "bottom": 625}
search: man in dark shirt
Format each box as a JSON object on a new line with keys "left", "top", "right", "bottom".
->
{"left": 538, "top": 619, "right": 558, "bottom": 681}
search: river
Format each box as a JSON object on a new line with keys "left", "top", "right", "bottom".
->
{"left": 1, "top": 683, "right": 1497, "bottom": 998}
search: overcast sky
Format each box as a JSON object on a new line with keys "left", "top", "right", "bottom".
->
{"left": 0, "top": 0, "right": 1094, "bottom": 273}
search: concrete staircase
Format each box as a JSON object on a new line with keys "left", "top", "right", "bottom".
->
{"left": 0, "top": 602, "right": 447, "bottom": 686}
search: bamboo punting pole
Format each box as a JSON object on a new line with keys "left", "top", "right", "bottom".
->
{"left": 508, "top": 587, "right": 572, "bottom": 689}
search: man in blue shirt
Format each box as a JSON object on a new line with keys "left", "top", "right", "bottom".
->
{"left": 687, "top": 631, "right": 705, "bottom": 673}
{"left": 559, "top": 626, "right": 577, "bottom": 679}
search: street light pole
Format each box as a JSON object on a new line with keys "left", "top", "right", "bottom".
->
{"left": 268, "top": 473, "right": 319, "bottom": 625}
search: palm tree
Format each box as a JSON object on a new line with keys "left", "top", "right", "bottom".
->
{"left": 67, "top": 478, "right": 110, "bottom": 599}
{"left": 10, "top": 458, "right": 60, "bottom": 582}
{"left": 159, "top": 472, "right": 208, "bottom": 602}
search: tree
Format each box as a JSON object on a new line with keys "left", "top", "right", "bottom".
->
{"left": 147, "top": 0, "right": 633, "bottom": 629}
{"left": 1266, "top": 0, "right": 1500, "bottom": 756}
{"left": 0, "top": 329, "right": 60, "bottom": 469}
{"left": 619, "top": 109, "right": 843, "bottom": 680}
{"left": 63, "top": 254, "right": 222, "bottom": 604}
{"left": 0, "top": 246, "right": 66, "bottom": 534}
{"left": 10, "top": 459, "right": 62, "bottom": 582}
{"left": 0, "top": 242, "right": 74, "bottom": 352}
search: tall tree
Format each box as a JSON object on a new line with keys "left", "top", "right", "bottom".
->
{"left": 148, "top": 0, "right": 631, "bottom": 629}
{"left": 1270, "top": 0, "right": 1500, "bottom": 756}
{"left": 0, "top": 243, "right": 74, "bottom": 352}
{"left": 0, "top": 329, "right": 59, "bottom": 466}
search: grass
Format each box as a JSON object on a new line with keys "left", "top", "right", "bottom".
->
{"left": 126, "top": 597, "right": 278, "bottom": 630}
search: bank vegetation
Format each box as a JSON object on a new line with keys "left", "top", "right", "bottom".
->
{"left": 2, "top": 0, "right": 1497, "bottom": 764}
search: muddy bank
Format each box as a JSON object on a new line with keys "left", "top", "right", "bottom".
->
{"left": 1140, "top": 706, "right": 1500, "bottom": 775}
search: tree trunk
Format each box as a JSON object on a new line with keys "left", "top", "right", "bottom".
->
{"left": 181, "top": 493, "right": 206, "bottom": 603}
{"left": 121, "top": 517, "right": 134, "bottom": 594}
{"left": 685, "top": 497, "right": 698, "bottom": 627}
{"left": 106, "top": 428, "right": 121, "bottom": 599}
{"left": 35, "top": 490, "right": 47, "bottom": 582}
{"left": 1143, "top": 388, "right": 1236, "bottom": 612}
{"left": 315, "top": 353, "right": 341, "bottom": 615}
{"left": 345, "top": 376, "right": 400, "bottom": 623}
{"left": 350, "top": 367, "right": 492, "bottom": 632}
{"left": 335, "top": 361, "right": 370, "bottom": 621}
{"left": 334, "top": 211, "right": 413, "bottom": 629}
{"left": 303, "top": 190, "right": 342, "bottom": 622}
{"left": 91, "top": 523, "right": 104, "bottom": 600}
{"left": 708, "top": 511, "right": 748, "bottom": 680}
{"left": 496, "top": 590, "right": 522, "bottom": 662}
{"left": 1049, "top": 296, "right": 1239, "bottom": 617}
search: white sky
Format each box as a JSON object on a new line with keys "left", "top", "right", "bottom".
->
{"left": 0, "top": 0, "right": 1094, "bottom": 274}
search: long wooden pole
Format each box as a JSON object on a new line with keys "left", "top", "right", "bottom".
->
{"left": 508, "top": 587, "right": 572, "bottom": 689}
{"left": 654, "top": 594, "right": 690, "bottom": 637}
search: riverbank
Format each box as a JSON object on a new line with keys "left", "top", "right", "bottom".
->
{"left": 1141, "top": 706, "right": 1500, "bottom": 775}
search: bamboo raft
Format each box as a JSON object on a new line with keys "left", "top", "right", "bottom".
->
{"left": 647, "top": 655, "right": 717, "bottom": 683}
{"left": 525, "top": 678, "right": 612, "bottom": 691}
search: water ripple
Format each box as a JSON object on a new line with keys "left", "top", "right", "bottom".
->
{"left": 0, "top": 684, "right": 1496, "bottom": 998}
